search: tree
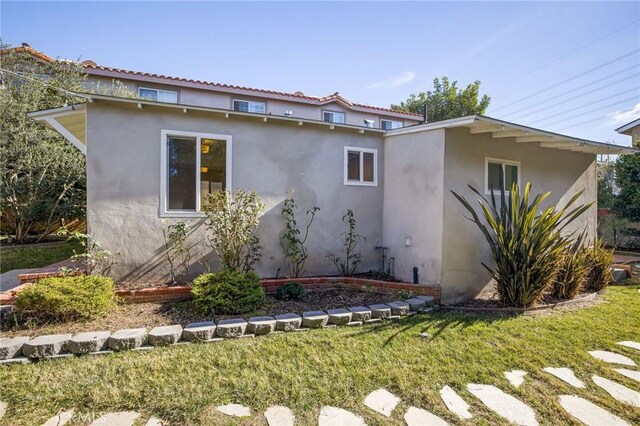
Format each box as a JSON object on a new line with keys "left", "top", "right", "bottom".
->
{"left": 597, "top": 159, "right": 616, "bottom": 209}
{"left": 613, "top": 147, "right": 640, "bottom": 222}
{"left": 391, "top": 76, "right": 491, "bottom": 122}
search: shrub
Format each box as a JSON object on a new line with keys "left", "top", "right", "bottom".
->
{"left": 16, "top": 275, "right": 116, "bottom": 321}
{"left": 585, "top": 239, "right": 614, "bottom": 291}
{"left": 552, "top": 237, "right": 589, "bottom": 300}
{"left": 191, "top": 270, "right": 265, "bottom": 314}
{"left": 452, "top": 182, "right": 591, "bottom": 307}
{"left": 56, "top": 226, "right": 118, "bottom": 276}
{"left": 281, "top": 197, "right": 320, "bottom": 277}
{"left": 163, "top": 220, "right": 193, "bottom": 285}
{"left": 202, "top": 190, "right": 265, "bottom": 273}
{"left": 327, "top": 209, "right": 366, "bottom": 276}
{"left": 276, "top": 282, "right": 306, "bottom": 300}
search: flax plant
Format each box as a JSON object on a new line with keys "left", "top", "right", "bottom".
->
{"left": 452, "top": 182, "right": 592, "bottom": 307}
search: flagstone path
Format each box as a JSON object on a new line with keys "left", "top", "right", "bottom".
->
{"left": 558, "top": 395, "right": 630, "bottom": 426}
{"left": 439, "top": 385, "right": 473, "bottom": 420}
{"left": 542, "top": 367, "right": 586, "bottom": 388}
{"left": 592, "top": 375, "right": 640, "bottom": 407}
{"left": 467, "top": 383, "right": 539, "bottom": 426}
{"left": 504, "top": 369, "right": 528, "bottom": 387}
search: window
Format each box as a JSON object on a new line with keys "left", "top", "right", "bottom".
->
{"left": 485, "top": 158, "right": 520, "bottom": 193}
{"left": 380, "top": 119, "right": 403, "bottom": 130}
{"left": 138, "top": 87, "right": 178, "bottom": 103}
{"left": 344, "top": 146, "right": 378, "bottom": 186}
{"left": 323, "top": 111, "right": 345, "bottom": 124}
{"left": 160, "top": 130, "right": 232, "bottom": 216}
{"left": 233, "top": 99, "right": 266, "bottom": 114}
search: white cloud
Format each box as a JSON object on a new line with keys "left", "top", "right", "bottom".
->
{"left": 608, "top": 102, "right": 640, "bottom": 124}
{"left": 365, "top": 71, "right": 415, "bottom": 90}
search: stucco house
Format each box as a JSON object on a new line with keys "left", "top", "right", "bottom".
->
{"left": 15, "top": 44, "right": 637, "bottom": 304}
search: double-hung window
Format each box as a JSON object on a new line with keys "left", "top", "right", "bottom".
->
{"left": 160, "top": 130, "right": 232, "bottom": 216}
{"left": 323, "top": 111, "right": 345, "bottom": 124}
{"left": 233, "top": 99, "right": 266, "bottom": 114}
{"left": 344, "top": 146, "right": 378, "bottom": 186}
{"left": 380, "top": 119, "right": 403, "bottom": 130}
{"left": 138, "top": 87, "right": 178, "bottom": 103}
{"left": 485, "top": 157, "right": 520, "bottom": 194}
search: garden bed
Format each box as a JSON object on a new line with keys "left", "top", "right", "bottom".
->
{"left": 0, "top": 288, "right": 395, "bottom": 338}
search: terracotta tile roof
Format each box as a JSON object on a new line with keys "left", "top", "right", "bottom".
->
{"left": 0, "top": 43, "right": 56, "bottom": 63}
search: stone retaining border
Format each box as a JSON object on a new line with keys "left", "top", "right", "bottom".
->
{"left": 1, "top": 276, "right": 441, "bottom": 305}
{"left": 440, "top": 292, "right": 599, "bottom": 314}
{"left": 0, "top": 296, "right": 436, "bottom": 364}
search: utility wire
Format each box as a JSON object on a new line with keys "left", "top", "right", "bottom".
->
{"left": 507, "top": 72, "right": 640, "bottom": 122}
{"left": 525, "top": 90, "right": 639, "bottom": 126}
{"left": 0, "top": 66, "right": 91, "bottom": 99}
{"left": 502, "top": 65, "right": 638, "bottom": 119}
{"left": 490, "top": 48, "right": 640, "bottom": 113}
{"left": 494, "top": 18, "right": 640, "bottom": 93}
{"left": 553, "top": 114, "right": 614, "bottom": 132}
{"left": 531, "top": 96, "right": 639, "bottom": 128}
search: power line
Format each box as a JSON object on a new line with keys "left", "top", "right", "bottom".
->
{"left": 553, "top": 114, "right": 618, "bottom": 132}
{"left": 531, "top": 96, "right": 638, "bottom": 128}
{"left": 507, "top": 72, "right": 639, "bottom": 122}
{"left": 525, "top": 90, "right": 639, "bottom": 126}
{"left": 0, "top": 66, "right": 90, "bottom": 100}
{"left": 501, "top": 65, "right": 638, "bottom": 119}
{"left": 494, "top": 18, "right": 640, "bottom": 93}
{"left": 490, "top": 48, "right": 640, "bottom": 113}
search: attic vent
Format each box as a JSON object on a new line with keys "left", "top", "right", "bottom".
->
{"left": 293, "top": 91, "right": 304, "bottom": 96}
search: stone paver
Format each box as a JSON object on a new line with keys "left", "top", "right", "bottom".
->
{"left": 387, "top": 301, "right": 410, "bottom": 316}
{"left": 22, "top": 334, "right": 72, "bottom": 358}
{"left": 68, "top": 331, "right": 110, "bottom": 354}
{"left": 90, "top": 411, "right": 140, "bottom": 426}
{"left": 0, "top": 402, "right": 6, "bottom": 419}
{"left": 588, "top": 350, "right": 636, "bottom": 366}
{"left": 216, "top": 318, "right": 248, "bottom": 338}
{"left": 614, "top": 368, "right": 640, "bottom": 383}
{"left": 302, "top": 311, "right": 329, "bottom": 328}
{"left": 326, "top": 308, "right": 353, "bottom": 325}
{"left": 467, "top": 383, "right": 538, "bottom": 426}
{"left": 368, "top": 304, "right": 392, "bottom": 319}
{"left": 42, "top": 409, "right": 75, "bottom": 426}
{"left": 247, "top": 316, "right": 277, "bottom": 335}
{"left": 108, "top": 328, "right": 147, "bottom": 351}
{"left": 148, "top": 325, "right": 182, "bottom": 346}
{"left": 542, "top": 367, "right": 585, "bottom": 388}
{"left": 558, "top": 395, "right": 630, "bottom": 426}
{"left": 0, "top": 336, "right": 29, "bottom": 359}
{"left": 404, "top": 298, "right": 427, "bottom": 312}
{"left": 217, "top": 403, "right": 251, "bottom": 417}
{"left": 440, "top": 385, "right": 472, "bottom": 420}
{"left": 504, "top": 370, "right": 527, "bottom": 388}
{"left": 618, "top": 341, "right": 640, "bottom": 351}
{"left": 363, "top": 388, "right": 400, "bottom": 417}
{"left": 416, "top": 295, "right": 436, "bottom": 306}
{"left": 349, "top": 306, "right": 372, "bottom": 322}
{"left": 264, "top": 405, "right": 295, "bottom": 426}
{"left": 592, "top": 375, "right": 640, "bottom": 407}
{"left": 182, "top": 322, "right": 216, "bottom": 341}
{"left": 404, "top": 406, "right": 449, "bottom": 426}
{"left": 145, "top": 417, "right": 163, "bottom": 426}
{"left": 275, "top": 313, "right": 302, "bottom": 331}
{"left": 318, "top": 406, "right": 366, "bottom": 426}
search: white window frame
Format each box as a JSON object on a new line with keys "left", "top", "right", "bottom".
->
{"left": 380, "top": 119, "right": 403, "bottom": 130}
{"left": 138, "top": 87, "right": 178, "bottom": 103}
{"left": 160, "top": 130, "right": 233, "bottom": 217}
{"left": 323, "top": 110, "right": 345, "bottom": 124}
{"left": 233, "top": 99, "right": 266, "bottom": 114}
{"left": 484, "top": 157, "right": 521, "bottom": 195}
{"left": 344, "top": 146, "right": 378, "bottom": 187}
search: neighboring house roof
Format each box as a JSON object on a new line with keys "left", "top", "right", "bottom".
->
{"left": 28, "top": 94, "right": 639, "bottom": 156}
{"left": 615, "top": 117, "right": 640, "bottom": 136}
{"left": 2, "top": 42, "right": 420, "bottom": 120}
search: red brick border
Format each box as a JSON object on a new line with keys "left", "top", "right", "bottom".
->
{"left": 3, "top": 276, "right": 441, "bottom": 305}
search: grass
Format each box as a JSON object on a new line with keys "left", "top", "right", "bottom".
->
{"left": 0, "top": 240, "right": 83, "bottom": 274}
{"left": 0, "top": 285, "right": 639, "bottom": 425}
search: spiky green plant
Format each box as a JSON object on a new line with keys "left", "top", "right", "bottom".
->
{"left": 452, "top": 182, "right": 592, "bottom": 307}
{"left": 585, "top": 239, "right": 614, "bottom": 291}
{"left": 552, "top": 234, "right": 590, "bottom": 300}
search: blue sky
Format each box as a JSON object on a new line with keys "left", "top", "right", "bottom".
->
{"left": 2, "top": 1, "right": 639, "bottom": 145}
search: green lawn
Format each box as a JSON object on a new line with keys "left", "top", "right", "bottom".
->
{"left": 0, "top": 240, "right": 83, "bottom": 274}
{"left": 0, "top": 285, "right": 639, "bottom": 425}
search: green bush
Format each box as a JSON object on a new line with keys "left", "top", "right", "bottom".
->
{"left": 191, "top": 270, "right": 265, "bottom": 314}
{"left": 452, "top": 182, "right": 591, "bottom": 307}
{"left": 16, "top": 275, "right": 116, "bottom": 321}
{"left": 585, "top": 240, "right": 614, "bottom": 291}
{"left": 552, "top": 241, "right": 589, "bottom": 300}
{"left": 276, "top": 282, "right": 306, "bottom": 301}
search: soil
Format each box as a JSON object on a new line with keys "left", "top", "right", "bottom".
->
{"left": 1, "top": 289, "right": 391, "bottom": 337}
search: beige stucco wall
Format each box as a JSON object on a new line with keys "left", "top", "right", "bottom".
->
{"left": 382, "top": 129, "right": 446, "bottom": 285}
{"left": 441, "top": 127, "right": 598, "bottom": 304}
{"left": 86, "top": 101, "right": 385, "bottom": 285}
